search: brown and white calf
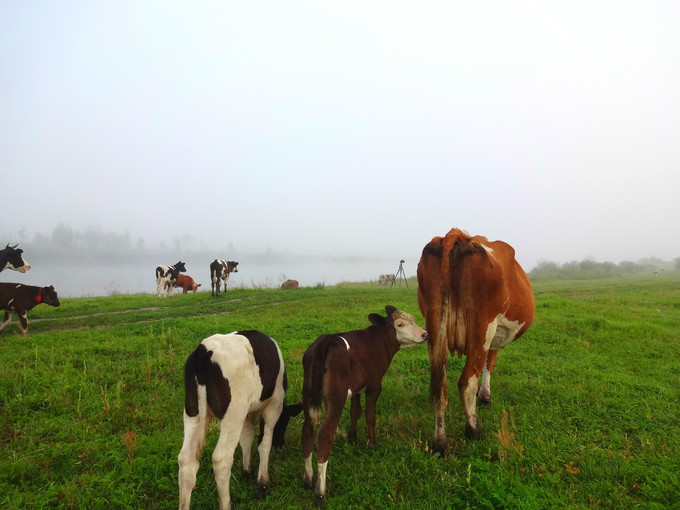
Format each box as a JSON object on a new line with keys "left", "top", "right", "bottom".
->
{"left": 210, "top": 259, "right": 239, "bottom": 296}
{"left": 155, "top": 261, "right": 186, "bottom": 298}
{"left": 178, "top": 330, "right": 300, "bottom": 510}
{"left": 301, "top": 305, "right": 428, "bottom": 504}
{"left": 0, "top": 283, "right": 60, "bottom": 336}
{"left": 1, "top": 244, "right": 31, "bottom": 273}
{"left": 174, "top": 274, "right": 201, "bottom": 294}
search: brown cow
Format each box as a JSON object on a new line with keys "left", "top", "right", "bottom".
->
{"left": 0, "top": 283, "right": 60, "bottom": 336}
{"left": 301, "top": 305, "right": 428, "bottom": 504}
{"left": 174, "top": 274, "right": 201, "bottom": 293}
{"left": 417, "top": 228, "right": 534, "bottom": 453}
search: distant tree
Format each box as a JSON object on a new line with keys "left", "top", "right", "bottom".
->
{"left": 51, "top": 223, "right": 75, "bottom": 251}
{"left": 675, "top": 257, "right": 680, "bottom": 270}
{"left": 531, "top": 260, "right": 560, "bottom": 274}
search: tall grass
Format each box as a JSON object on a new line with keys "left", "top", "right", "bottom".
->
{"left": 1, "top": 275, "right": 679, "bottom": 508}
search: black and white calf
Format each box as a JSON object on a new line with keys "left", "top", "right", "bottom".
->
{"left": 155, "top": 261, "right": 186, "bottom": 298}
{"left": 178, "top": 330, "right": 300, "bottom": 510}
{"left": 210, "top": 259, "right": 239, "bottom": 296}
{"left": 1, "top": 244, "right": 30, "bottom": 273}
{"left": 0, "top": 283, "right": 60, "bottom": 336}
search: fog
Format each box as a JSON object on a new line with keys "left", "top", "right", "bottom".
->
{"left": 2, "top": 2, "right": 679, "bottom": 296}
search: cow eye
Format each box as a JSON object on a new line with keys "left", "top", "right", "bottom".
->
{"left": 397, "top": 323, "right": 404, "bottom": 328}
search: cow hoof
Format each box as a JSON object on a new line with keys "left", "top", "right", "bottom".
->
{"left": 477, "top": 396, "right": 492, "bottom": 407}
{"left": 366, "top": 439, "right": 377, "bottom": 450}
{"left": 465, "top": 423, "right": 486, "bottom": 441}
{"left": 257, "top": 483, "right": 270, "bottom": 499}
{"left": 314, "top": 493, "right": 326, "bottom": 507}
{"left": 241, "top": 468, "right": 252, "bottom": 480}
{"left": 348, "top": 431, "right": 357, "bottom": 444}
{"left": 432, "top": 437, "right": 448, "bottom": 455}
{"left": 303, "top": 475, "right": 313, "bottom": 491}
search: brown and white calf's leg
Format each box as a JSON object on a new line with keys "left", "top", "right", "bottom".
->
{"left": 348, "top": 394, "right": 362, "bottom": 444}
{"left": 301, "top": 408, "right": 318, "bottom": 490}
{"left": 364, "top": 386, "right": 382, "bottom": 449}
{"left": 314, "top": 399, "right": 344, "bottom": 504}
{"left": 18, "top": 311, "right": 28, "bottom": 336}
{"left": 477, "top": 350, "right": 498, "bottom": 406}
{"left": 0, "top": 311, "right": 11, "bottom": 332}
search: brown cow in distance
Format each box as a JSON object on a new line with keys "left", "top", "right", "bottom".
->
{"left": 174, "top": 274, "right": 201, "bottom": 293}
{"left": 417, "top": 228, "right": 534, "bottom": 453}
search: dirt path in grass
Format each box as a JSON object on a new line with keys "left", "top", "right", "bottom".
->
{"left": 22, "top": 298, "right": 284, "bottom": 333}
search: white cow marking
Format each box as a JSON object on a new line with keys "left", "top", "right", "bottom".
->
{"left": 484, "top": 313, "right": 525, "bottom": 351}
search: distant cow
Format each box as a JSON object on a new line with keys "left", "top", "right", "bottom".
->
{"left": 178, "top": 330, "right": 300, "bottom": 510}
{"left": 174, "top": 274, "right": 201, "bottom": 294}
{"left": 301, "top": 305, "right": 428, "bottom": 504}
{"left": 210, "top": 259, "right": 239, "bottom": 296}
{"left": 417, "top": 228, "right": 535, "bottom": 453}
{"left": 378, "top": 274, "right": 395, "bottom": 286}
{"left": 155, "top": 261, "right": 186, "bottom": 298}
{"left": 281, "top": 279, "right": 299, "bottom": 290}
{"left": 1, "top": 244, "right": 30, "bottom": 273}
{"left": 0, "top": 283, "right": 60, "bottom": 336}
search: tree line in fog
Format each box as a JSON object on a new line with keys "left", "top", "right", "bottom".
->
{"left": 530, "top": 256, "right": 680, "bottom": 280}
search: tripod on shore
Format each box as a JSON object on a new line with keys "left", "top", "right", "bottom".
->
{"left": 392, "top": 259, "right": 408, "bottom": 288}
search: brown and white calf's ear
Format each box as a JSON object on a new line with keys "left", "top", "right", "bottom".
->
{"left": 384, "top": 305, "right": 397, "bottom": 316}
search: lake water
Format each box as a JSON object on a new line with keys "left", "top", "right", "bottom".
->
{"left": 1, "top": 256, "right": 414, "bottom": 298}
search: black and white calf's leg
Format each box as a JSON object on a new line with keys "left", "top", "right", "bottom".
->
{"left": 0, "top": 311, "right": 11, "bottom": 332}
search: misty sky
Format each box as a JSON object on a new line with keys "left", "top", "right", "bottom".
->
{"left": 2, "top": 1, "right": 679, "bottom": 271}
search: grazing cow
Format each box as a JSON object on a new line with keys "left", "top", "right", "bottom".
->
{"left": 155, "top": 261, "right": 186, "bottom": 298}
{"left": 174, "top": 274, "right": 201, "bottom": 294}
{"left": 178, "top": 330, "right": 300, "bottom": 510}
{"left": 301, "top": 305, "right": 428, "bottom": 504}
{"left": 281, "top": 279, "right": 299, "bottom": 290}
{"left": 0, "top": 283, "right": 60, "bottom": 336}
{"left": 377, "top": 274, "right": 396, "bottom": 286}
{"left": 1, "top": 244, "right": 30, "bottom": 273}
{"left": 210, "top": 259, "right": 239, "bottom": 296}
{"left": 417, "top": 228, "right": 535, "bottom": 453}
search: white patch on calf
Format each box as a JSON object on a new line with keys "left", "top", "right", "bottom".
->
{"left": 317, "top": 460, "right": 328, "bottom": 496}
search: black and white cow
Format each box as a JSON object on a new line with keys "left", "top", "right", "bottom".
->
{"left": 210, "top": 259, "right": 239, "bottom": 296}
{"left": 1, "top": 244, "right": 31, "bottom": 273}
{"left": 155, "top": 261, "right": 186, "bottom": 298}
{"left": 178, "top": 330, "right": 300, "bottom": 510}
{"left": 0, "top": 283, "right": 60, "bottom": 336}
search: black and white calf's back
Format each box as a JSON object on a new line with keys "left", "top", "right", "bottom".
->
{"left": 156, "top": 261, "right": 186, "bottom": 298}
{"left": 178, "top": 330, "right": 300, "bottom": 510}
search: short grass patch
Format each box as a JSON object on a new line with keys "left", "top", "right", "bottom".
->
{"left": 1, "top": 276, "right": 679, "bottom": 508}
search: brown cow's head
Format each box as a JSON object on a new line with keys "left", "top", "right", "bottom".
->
{"left": 369, "top": 305, "right": 428, "bottom": 348}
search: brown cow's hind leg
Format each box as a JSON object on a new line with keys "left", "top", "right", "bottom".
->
{"left": 459, "top": 350, "right": 488, "bottom": 440}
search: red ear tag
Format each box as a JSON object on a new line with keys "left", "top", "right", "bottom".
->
{"left": 35, "top": 288, "right": 42, "bottom": 303}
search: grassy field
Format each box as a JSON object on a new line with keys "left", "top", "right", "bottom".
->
{"left": 1, "top": 275, "right": 679, "bottom": 509}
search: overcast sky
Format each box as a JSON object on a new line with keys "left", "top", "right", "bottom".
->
{"left": 2, "top": 1, "right": 678, "bottom": 271}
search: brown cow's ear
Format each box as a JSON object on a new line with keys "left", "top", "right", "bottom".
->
{"left": 385, "top": 305, "right": 397, "bottom": 316}
{"left": 368, "top": 313, "right": 386, "bottom": 326}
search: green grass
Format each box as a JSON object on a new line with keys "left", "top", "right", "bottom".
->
{"left": 1, "top": 276, "right": 679, "bottom": 509}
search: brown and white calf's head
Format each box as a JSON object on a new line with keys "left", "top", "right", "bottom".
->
{"left": 39, "top": 286, "right": 60, "bottom": 307}
{"left": 2, "top": 244, "right": 31, "bottom": 273}
{"left": 369, "top": 305, "right": 428, "bottom": 348}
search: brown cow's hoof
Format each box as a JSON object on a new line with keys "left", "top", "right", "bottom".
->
{"left": 477, "top": 396, "right": 492, "bottom": 407}
{"left": 465, "top": 423, "right": 486, "bottom": 441}
{"left": 366, "top": 439, "right": 377, "bottom": 450}
{"left": 432, "top": 437, "right": 448, "bottom": 455}
{"left": 347, "top": 431, "right": 357, "bottom": 444}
